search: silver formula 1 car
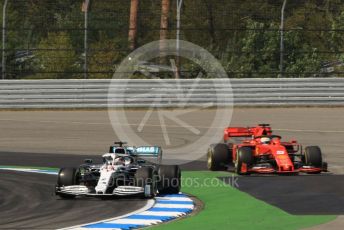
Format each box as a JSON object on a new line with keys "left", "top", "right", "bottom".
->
{"left": 55, "top": 142, "right": 181, "bottom": 198}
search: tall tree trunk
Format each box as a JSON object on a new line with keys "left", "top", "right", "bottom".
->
{"left": 160, "top": 0, "right": 170, "bottom": 63}
{"left": 204, "top": 0, "right": 216, "bottom": 45}
{"left": 160, "top": 0, "right": 170, "bottom": 41}
{"left": 128, "top": 0, "right": 139, "bottom": 50}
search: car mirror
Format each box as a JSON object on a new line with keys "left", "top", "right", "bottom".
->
{"left": 84, "top": 159, "right": 93, "bottom": 164}
{"left": 137, "top": 159, "right": 146, "bottom": 164}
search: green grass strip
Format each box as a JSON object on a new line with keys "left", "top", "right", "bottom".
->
{"left": 152, "top": 171, "right": 335, "bottom": 230}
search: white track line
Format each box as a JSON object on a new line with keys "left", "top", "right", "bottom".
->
{"left": 137, "top": 211, "right": 185, "bottom": 217}
{"left": 156, "top": 197, "right": 193, "bottom": 202}
{"left": 154, "top": 203, "right": 194, "bottom": 209}
{"left": 106, "top": 219, "right": 162, "bottom": 225}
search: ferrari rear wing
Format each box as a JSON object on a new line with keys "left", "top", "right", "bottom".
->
{"left": 224, "top": 124, "right": 272, "bottom": 142}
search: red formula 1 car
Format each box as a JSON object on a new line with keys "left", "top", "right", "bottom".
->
{"left": 207, "top": 124, "right": 327, "bottom": 175}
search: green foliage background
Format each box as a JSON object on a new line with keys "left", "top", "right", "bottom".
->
{"left": 1, "top": 0, "right": 344, "bottom": 78}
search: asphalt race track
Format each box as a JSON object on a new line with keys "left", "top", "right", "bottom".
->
{"left": 0, "top": 108, "right": 343, "bottom": 228}
{"left": 0, "top": 170, "right": 149, "bottom": 229}
{"left": 0, "top": 153, "right": 203, "bottom": 229}
{"left": 0, "top": 108, "right": 342, "bottom": 173}
{"left": 221, "top": 174, "right": 344, "bottom": 215}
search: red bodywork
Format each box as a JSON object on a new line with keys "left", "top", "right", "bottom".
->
{"left": 224, "top": 124, "right": 323, "bottom": 174}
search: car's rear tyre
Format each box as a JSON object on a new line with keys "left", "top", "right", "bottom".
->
{"left": 57, "top": 167, "right": 79, "bottom": 198}
{"left": 303, "top": 146, "right": 322, "bottom": 173}
{"left": 235, "top": 147, "right": 253, "bottom": 175}
{"left": 322, "top": 162, "right": 328, "bottom": 172}
{"left": 135, "top": 167, "right": 157, "bottom": 198}
{"left": 207, "top": 143, "right": 230, "bottom": 171}
{"left": 158, "top": 165, "right": 181, "bottom": 194}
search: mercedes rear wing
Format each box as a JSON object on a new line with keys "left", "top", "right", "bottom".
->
{"left": 129, "top": 146, "right": 162, "bottom": 164}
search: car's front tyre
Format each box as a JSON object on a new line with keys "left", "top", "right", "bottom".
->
{"left": 56, "top": 167, "right": 79, "bottom": 198}
{"left": 303, "top": 146, "right": 322, "bottom": 174}
{"left": 235, "top": 147, "right": 253, "bottom": 175}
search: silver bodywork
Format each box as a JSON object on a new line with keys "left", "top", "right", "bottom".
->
{"left": 56, "top": 145, "right": 162, "bottom": 197}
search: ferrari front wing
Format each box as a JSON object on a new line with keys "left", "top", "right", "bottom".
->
{"left": 246, "top": 165, "right": 325, "bottom": 174}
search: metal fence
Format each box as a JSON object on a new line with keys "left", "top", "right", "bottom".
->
{"left": 0, "top": 78, "right": 343, "bottom": 109}
{"left": 1, "top": 0, "right": 344, "bottom": 79}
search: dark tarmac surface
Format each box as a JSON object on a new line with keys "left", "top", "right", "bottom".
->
{"left": 0, "top": 151, "right": 204, "bottom": 229}
{"left": 1, "top": 151, "right": 342, "bottom": 217}
{"left": 0, "top": 109, "right": 342, "bottom": 173}
{"left": 0, "top": 171, "right": 148, "bottom": 229}
{"left": 220, "top": 174, "right": 344, "bottom": 215}
{"left": 0, "top": 109, "right": 343, "bottom": 228}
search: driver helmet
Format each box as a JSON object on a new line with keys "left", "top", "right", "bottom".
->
{"left": 103, "top": 154, "right": 115, "bottom": 165}
{"left": 113, "top": 156, "right": 131, "bottom": 166}
{"left": 114, "top": 156, "right": 125, "bottom": 165}
{"left": 123, "top": 157, "right": 131, "bottom": 166}
{"left": 260, "top": 137, "right": 271, "bottom": 144}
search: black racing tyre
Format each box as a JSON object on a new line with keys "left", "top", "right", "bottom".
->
{"left": 207, "top": 143, "right": 230, "bottom": 171}
{"left": 135, "top": 167, "right": 157, "bottom": 198}
{"left": 322, "top": 162, "right": 328, "bottom": 172}
{"left": 57, "top": 167, "right": 79, "bottom": 199}
{"left": 57, "top": 167, "right": 78, "bottom": 187}
{"left": 304, "top": 146, "right": 323, "bottom": 168}
{"left": 158, "top": 165, "right": 181, "bottom": 194}
{"left": 235, "top": 147, "right": 253, "bottom": 175}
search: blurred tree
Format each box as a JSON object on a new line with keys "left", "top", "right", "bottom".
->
{"left": 88, "top": 34, "right": 125, "bottom": 78}
{"left": 160, "top": 0, "right": 170, "bottom": 41}
{"left": 128, "top": 0, "right": 139, "bottom": 50}
{"left": 328, "top": 10, "right": 344, "bottom": 73}
{"left": 0, "top": 0, "right": 343, "bottom": 78}
{"left": 36, "top": 32, "right": 78, "bottom": 78}
{"left": 284, "top": 30, "right": 321, "bottom": 76}
{"left": 224, "top": 19, "right": 279, "bottom": 78}
{"left": 224, "top": 18, "right": 322, "bottom": 78}
{"left": 159, "top": 0, "right": 170, "bottom": 63}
